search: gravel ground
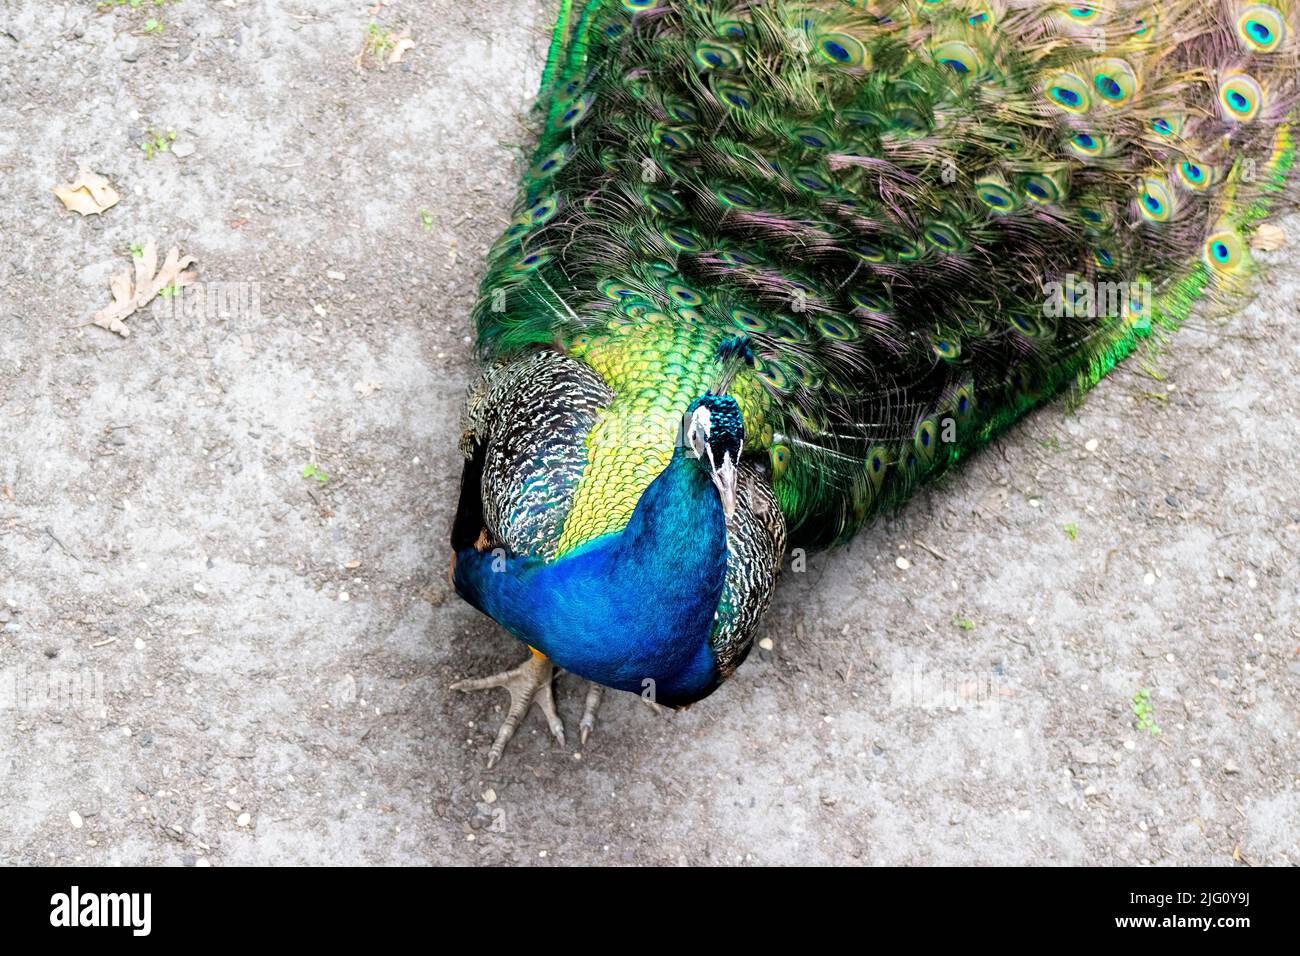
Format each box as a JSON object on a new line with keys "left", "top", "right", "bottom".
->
{"left": 1, "top": 0, "right": 1297, "bottom": 866}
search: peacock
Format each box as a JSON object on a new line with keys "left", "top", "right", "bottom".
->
{"left": 448, "top": 0, "right": 1297, "bottom": 766}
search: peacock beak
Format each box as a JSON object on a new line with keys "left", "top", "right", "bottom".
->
{"left": 711, "top": 452, "right": 739, "bottom": 521}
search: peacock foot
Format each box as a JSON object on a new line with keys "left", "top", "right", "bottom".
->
{"left": 452, "top": 649, "right": 566, "bottom": 768}
{"left": 579, "top": 682, "right": 604, "bottom": 745}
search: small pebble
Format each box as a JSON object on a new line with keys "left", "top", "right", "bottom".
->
{"left": 482, "top": 789, "right": 496, "bottom": 804}
{"left": 1143, "top": 572, "right": 1155, "bottom": 586}
{"left": 1085, "top": 439, "right": 1099, "bottom": 452}
{"left": 236, "top": 812, "right": 251, "bottom": 828}
{"left": 134, "top": 638, "right": 145, "bottom": 650}
{"left": 339, "top": 592, "right": 350, "bottom": 603}
{"left": 1123, "top": 740, "right": 1136, "bottom": 751}
{"left": 1223, "top": 761, "right": 1240, "bottom": 775}
{"left": 895, "top": 556, "right": 911, "bottom": 570}
{"left": 1190, "top": 758, "right": 1202, "bottom": 768}
{"left": 758, "top": 637, "right": 774, "bottom": 651}
{"left": 69, "top": 811, "right": 83, "bottom": 829}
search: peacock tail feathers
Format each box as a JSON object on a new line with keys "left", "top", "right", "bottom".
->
{"left": 471, "top": 0, "right": 1298, "bottom": 553}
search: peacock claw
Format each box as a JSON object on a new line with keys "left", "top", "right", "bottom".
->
{"left": 579, "top": 682, "right": 604, "bottom": 745}
{"left": 452, "top": 651, "right": 565, "bottom": 768}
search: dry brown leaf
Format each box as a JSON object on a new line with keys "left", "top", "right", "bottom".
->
{"left": 92, "top": 239, "right": 198, "bottom": 337}
{"left": 1250, "top": 223, "right": 1286, "bottom": 252}
{"left": 53, "top": 168, "right": 121, "bottom": 217}
{"left": 388, "top": 35, "right": 415, "bottom": 64}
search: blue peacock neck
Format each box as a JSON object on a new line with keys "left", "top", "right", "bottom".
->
{"left": 454, "top": 448, "right": 729, "bottom": 704}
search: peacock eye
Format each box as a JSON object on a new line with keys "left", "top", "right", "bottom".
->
{"left": 688, "top": 422, "right": 708, "bottom": 459}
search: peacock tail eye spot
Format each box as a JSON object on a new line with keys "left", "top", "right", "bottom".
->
{"left": 528, "top": 146, "right": 570, "bottom": 181}
{"left": 662, "top": 226, "right": 704, "bottom": 251}
{"left": 1237, "top": 6, "right": 1286, "bottom": 53}
{"left": 1046, "top": 73, "right": 1090, "bottom": 113}
{"left": 528, "top": 196, "right": 559, "bottom": 224}
{"left": 1203, "top": 231, "right": 1247, "bottom": 272}
{"left": 755, "top": 359, "right": 790, "bottom": 391}
{"left": 1219, "top": 73, "right": 1263, "bottom": 121}
{"left": 1094, "top": 247, "right": 1114, "bottom": 268}
{"left": 512, "top": 250, "right": 551, "bottom": 273}
{"left": 731, "top": 308, "right": 768, "bottom": 332}
{"left": 555, "top": 93, "right": 595, "bottom": 130}
{"left": 794, "top": 169, "right": 830, "bottom": 192}
{"left": 1177, "top": 160, "right": 1215, "bottom": 191}
{"left": 1022, "top": 175, "right": 1060, "bottom": 204}
{"left": 852, "top": 241, "right": 887, "bottom": 262}
{"left": 645, "top": 190, "right": 686, "bottom": 216}
{"left": 1011, "top": 313, "right": 1037, "bottom": 335}
{"left": 1152, "top": 118, "right": 1171, "bottom": 135}
{"left": 932, "top": 41, "right": 978, "bottom": 76}
{"left": 895, "top": 239, "right": 923, "bottom": 261}
{"left": 719, "top": 186, "right": 757, "bottom": 208}
{"left": 976, "top": 179, "right": 1017, "bottom": 213}
{"left": 621, "top": 0, "right": 653, "bottom": 10}
{"left": 770, "top": 444, "right": 790, "bottom": 480}
{"left": 1069, "top": 131, "right": 1106, "bottom": 159}
{"left": 693, "top": 42, "right": 741, "bottom": 71}
{"left": 815, "top": 32, "right": 868, "bottom": 67}
{"left": 600, "top": 280, "right": 640, "bottom": 300}
{"left": 932, "top": 337, "right": 961, "bottom": 360}
{"left": 656, "top": 127, "right": 694, "bottom": 152}
{"left": 817, "top": 317, "right": 858, "bottom": 341}
{"left": 1137, "top": 177, "right": 1175, "bottom": 222}
{"left": 716, "top": 81, "right": 753, "bottom": 110}
{"left": 666, "top": 283, "right": 705, "bottom": 306}
{"left": 793, "top": 127, "right": 834, "bottom": 149}
{"left": 924, "top": 221, "right": 964, "bottom": 250}
{"left": 850, "top": 290, "right": 890, "bottom": 312}
{"left": 1092, "top": 59, "right": 1138, "bottom": 106}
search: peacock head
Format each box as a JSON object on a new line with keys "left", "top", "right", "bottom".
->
{"left": 684, "top": 393, "right": 744, "bottom": 520}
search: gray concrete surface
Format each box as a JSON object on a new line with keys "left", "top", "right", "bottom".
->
{"left": 1, "top": 0, "right": 1297, "bottom": 866}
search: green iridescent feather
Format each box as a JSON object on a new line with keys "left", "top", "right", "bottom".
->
{"left": 471, "top": 0, "right": 1299, "bottom": 553}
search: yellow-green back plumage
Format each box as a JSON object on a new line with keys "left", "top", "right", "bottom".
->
{"left": 471, "top": 0, "right": 1298, "bottom": 553}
